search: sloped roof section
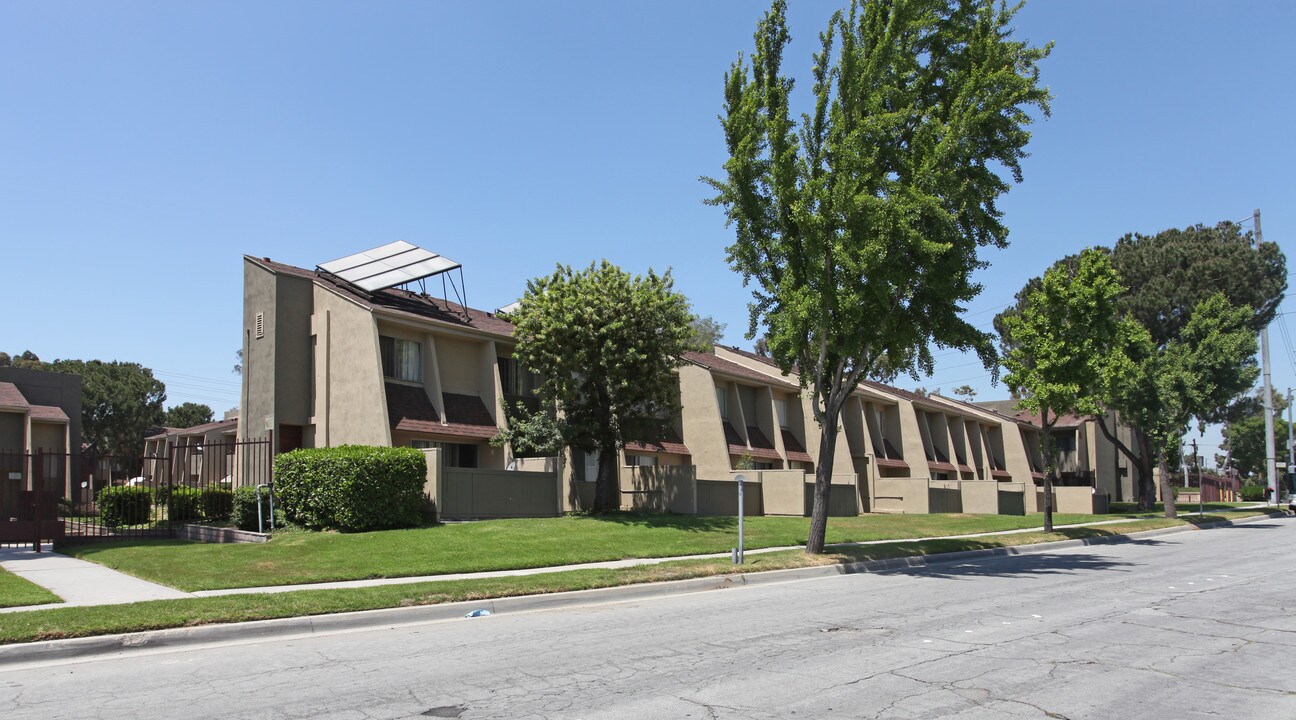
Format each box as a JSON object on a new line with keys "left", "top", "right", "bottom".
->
{"left": 251, "top": 256, "right": 516, "bottom": 338}
{"left": 685, "top": 351, "right": 799, "bottom": 390}
{"left": 625, "top": 426, "right": 690, "bottom": 456}
{"left": 0, "top": 382, "right": 29, "bottom": 409}
{"left": 781, "top": 429, "right": 814, "bottom": 464}
{"left": 28, "top": 405, "right": 69, "bottom": 422}
{"left": 386, "top": 383, "right": 499, "bottom": 440}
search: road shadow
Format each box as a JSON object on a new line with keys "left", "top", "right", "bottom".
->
{"left": 887, "top": 549, "right": 1138, "bottom": 580}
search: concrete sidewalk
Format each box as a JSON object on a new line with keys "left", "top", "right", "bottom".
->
{"left": 0, "top": 548, "right": 193, "bottom": 613}
{"left": 1, "top": 507, "right": 1277, "bottom": 612}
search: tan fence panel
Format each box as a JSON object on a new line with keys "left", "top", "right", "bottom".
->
{"left": 873, "top": 477, "right": 930, "bottom": 514}
{"left": 619, "top": 465, "right": 696, "bottom": 513}
{"left": 441, "top": 468, "right": 559, "bottom": 519}
{"left": 928, "top": 480, "right": 963, "bottom": 514}
{"left": 959, "top": 481, "right": 999, "bottom": 515}
{"left": 802, "top": 478, "right": 859, "bottom": 517}
{"left": 697, "top": 479, "right": 763, "bottom": 516}
{"left": 997, "top": 483, "right": 1026, "bottom": 516}
{"left": 752, "top": 470, "right": 805, "bottom": 515}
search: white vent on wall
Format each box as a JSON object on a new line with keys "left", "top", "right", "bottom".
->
{"left": 255, "top": 312, "right": 264, "bottom": 339}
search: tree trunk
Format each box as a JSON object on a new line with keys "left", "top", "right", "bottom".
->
{"left": 1159, "top": 453, "right": 1177, "bottom": 519}
{"left": 1136, "top": 433, "right": 1157, "bottom": 511}
{"left": 592, "top": 444, "right": 620, "bottom": 513}
{"left": 806, "top": 413, "right": 841, "bottom": 555}
{"left": 1042, "top": 413, "right": 1055, "bottom": 533}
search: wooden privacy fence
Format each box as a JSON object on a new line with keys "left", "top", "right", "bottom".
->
{"left": 696, "top": 479, "right": 764, "bottom": 516}
{"left": 440, "top": 468, "right": 559, "bottom": 519}
{"left": 619, "top": 465, "right": 696, "bottom": 513}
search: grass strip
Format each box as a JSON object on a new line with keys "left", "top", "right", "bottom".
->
{"left": 0, "top": 569, "right": 61, "bottom": 609}
{"left": 59, "top": 505, "right": 1257, "bottom": 592}
{"left": 1, "top": 513, "right": 1264, "bottom": 645}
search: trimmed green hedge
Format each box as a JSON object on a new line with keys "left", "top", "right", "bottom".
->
{"left": 1240, "top": 484, "right": 1268, "bottom": 502}
{"left": 231, "top": 486, "right": 282, "bottom": 531}
{"left": 98, "top": 486, "right": 153, "bottom": 527}
{"left": 274, "top": 446, "right": 426, "bottom": 531}
{"left": 200, "top": 487, "right": 234, "bottom": 523}
{"left": 168, "top": 487, "right": 202, "bottom": 523}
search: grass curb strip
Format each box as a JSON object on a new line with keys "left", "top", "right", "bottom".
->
{"left": 0, "top": 512, "right": 1282, "bottom": 666}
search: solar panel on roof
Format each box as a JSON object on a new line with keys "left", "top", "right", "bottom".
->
{"left": 318, "top": 241, "right": 462, "bottom": 293}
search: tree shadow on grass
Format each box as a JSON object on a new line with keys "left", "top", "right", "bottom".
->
{"left": 572, "top": 512, "right": 743, "bottom": 534}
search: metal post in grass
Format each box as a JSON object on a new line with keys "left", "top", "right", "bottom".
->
{"left": 733, "top": 474, "right": 746, "bottom": 565}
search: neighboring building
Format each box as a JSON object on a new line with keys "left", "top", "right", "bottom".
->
{"left": 240, "top": 254, "right": 529, "bottom": 470}
{"left": 142, "top": 418, "right": 239, "bottom": 485}
{"left": 976, "top": 400, "right": 1144, "bottom": 505}
{"left": 0, "top": 366, "right": 81, "bottom": 496}
{"left": 239, "top": 245, "right": 1139, "bottom": 518}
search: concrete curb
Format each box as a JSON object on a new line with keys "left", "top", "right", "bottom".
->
{"left": 0, "top": 512, "right": 1283, "bottom": 667}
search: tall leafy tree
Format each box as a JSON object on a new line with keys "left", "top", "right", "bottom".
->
{"left": 0, "top": 350, "right": 44, "bottom": 369}
{"left": 499, "top": 261, "right": 694, "bottom": 512}
{"left": 47, "top": 359, "right": 167, "bottom": 465}
{"left": 1222, "top": 389, "right": 1290, "bottom": 480}
{"left": 704, "top": 0, "right": 1050, "bottom": 552}
{"left": 1000, "top": 223, "right": 1285, "bottom": 511}
{"left": 164, "top": 402, "right": 215, "bottom": 429}
{"left": 1109, "top": 295, "right": 1258, "bottom": 515}
{"left": 1000, "top": 249, "right": 1144, "bottom": 531}
{"left": 688, "top": 315, "right": 728, "bottom": 351}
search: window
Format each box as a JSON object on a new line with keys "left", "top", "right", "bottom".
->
{"left": 716, "top": 387, "right": 728, "bottom": 418}
{"left": 410, "top": 440, "right": 478, "bottom": 468}
{"left": 1054, "top": 430, "right": 1077, "bottom": 453}
{"left": 498, "top": 356, "right": 538, "bottom": 396}
{"left": 380, "top": 336, "right": 422, "bottom": 382}
{"left": 774, "top": 398, "right": 789, "bottom": 428}
{"left": 625, "top": 454, "right": 658, "bottom": 468}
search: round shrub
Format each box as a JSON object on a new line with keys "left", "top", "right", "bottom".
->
{"left": 1240, "top": 484, "right": 1268, "bottom": 502}
{"left": 231, "top": 486, "right": 280, "bottom": 531}
{"left": 200, "top": 487, "right": 235, "bottom": 524}
{"left": 168, "top": 487, "right": 202, "bottom": 523}
{"left": 98, "top": 486, "right": 153, "bottom": 527}
{"left": 274, "top": 446, "right": 426, "bottom": 531}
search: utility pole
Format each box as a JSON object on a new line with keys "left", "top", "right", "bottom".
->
{"left": 1191, "top": 437, "right": 1202, "bottom": 516}
{"left": 1288, "top": 388, "right": 1293, "bottom": 504}
{"left": 1257, "top": 209, "right": 1278, "bottom": 506}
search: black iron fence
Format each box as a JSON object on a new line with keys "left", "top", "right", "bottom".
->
{"left": 0, "top": 437, "right": 272, "bottom": 547}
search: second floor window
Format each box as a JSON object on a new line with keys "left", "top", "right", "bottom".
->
{"left": 774, "top": 398, "right": 789, "bottom": 428}
{"left": 380, "top": 336, "right": 422, "bottom": 382}
{"left": 716, "top": 388, "right": 728, "bottom": 419}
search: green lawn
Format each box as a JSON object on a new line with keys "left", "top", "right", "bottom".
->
{"left": 61, "top": 507, "right": 1263, "bottom": 592}
{"left": 2, "top": 515, "right": 1241, "bottom": 645}
{"left": 0, "top": 568, "right": 61, "bottom": 609}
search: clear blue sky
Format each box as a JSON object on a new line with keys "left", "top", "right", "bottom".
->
{"left": 3, "top": 1, "right": 1294, "bottom": 458}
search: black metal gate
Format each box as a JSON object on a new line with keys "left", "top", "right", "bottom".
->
{"left": 0, "top": 437, "right": 272, "bottom": 548}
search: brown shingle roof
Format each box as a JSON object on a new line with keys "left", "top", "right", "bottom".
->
{"left": 685, "top": 351, "right": 799, "bottom": 390}
{"left": 723, "top": 421, "right": 782, "bottom": 461}
{"left": 385, "top": 383, "right": 498, "bottom": 440}
{"left": 781, "top": 429, "right": 813, "bottom": 464}
{"left": 251, "top": 256, "right": 517, "bottom": 339}
{"left": 28, "top": 405, "right": 68, "bottom": 422}
{"left": 624, "top": 425, "right": 690, "bottom": 456}
{"left": 173, "top": 419, "right": 238, "bottom": 437}
{"left": 0, "top": 382, "right": 29, "bottom": 409}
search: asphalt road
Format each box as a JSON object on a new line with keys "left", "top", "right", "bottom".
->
{"left": 3, "top": 519, "right": 1295, "bottom": 719}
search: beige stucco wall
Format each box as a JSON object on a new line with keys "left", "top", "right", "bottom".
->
{"left": 960, "top": 480, "right": 999, "bottom": 514}
{"left": 873, "top": 476, "right": 929, "bottom": 514}
{"left": 894, "top": 399, "right": 930, "bottom": 479}
{"left": 312, "top": 285, "right": 391, "bottom": 446}
{"left": 679, "top": 365, "right": 731, "bottom": 480}
{"left": 240, "top": 259, "right": 278, "bottom": 444}
{"left": 435, "top": 336, "right": 481, "bottom": 395}
{"left": 756, "top": 469, "right": 806, "bottom": 515}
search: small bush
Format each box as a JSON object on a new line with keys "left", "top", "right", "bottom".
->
{"left": 231, "top": 486, "right": 283, "bottom": 532}
{"left": 98, "top": 486, "right": 153, "bottom": 527}
{"left": 274, "top": 445, "right": 426, "bottom": 531}
{"left": 200, "top": 488, "right": 234, "bottom": 523}
{"left": 1240, "top": 484, "right": 1268, "bottom": 502}
{"left": 168, "top": 487, "right": 202, "bottom": 523}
